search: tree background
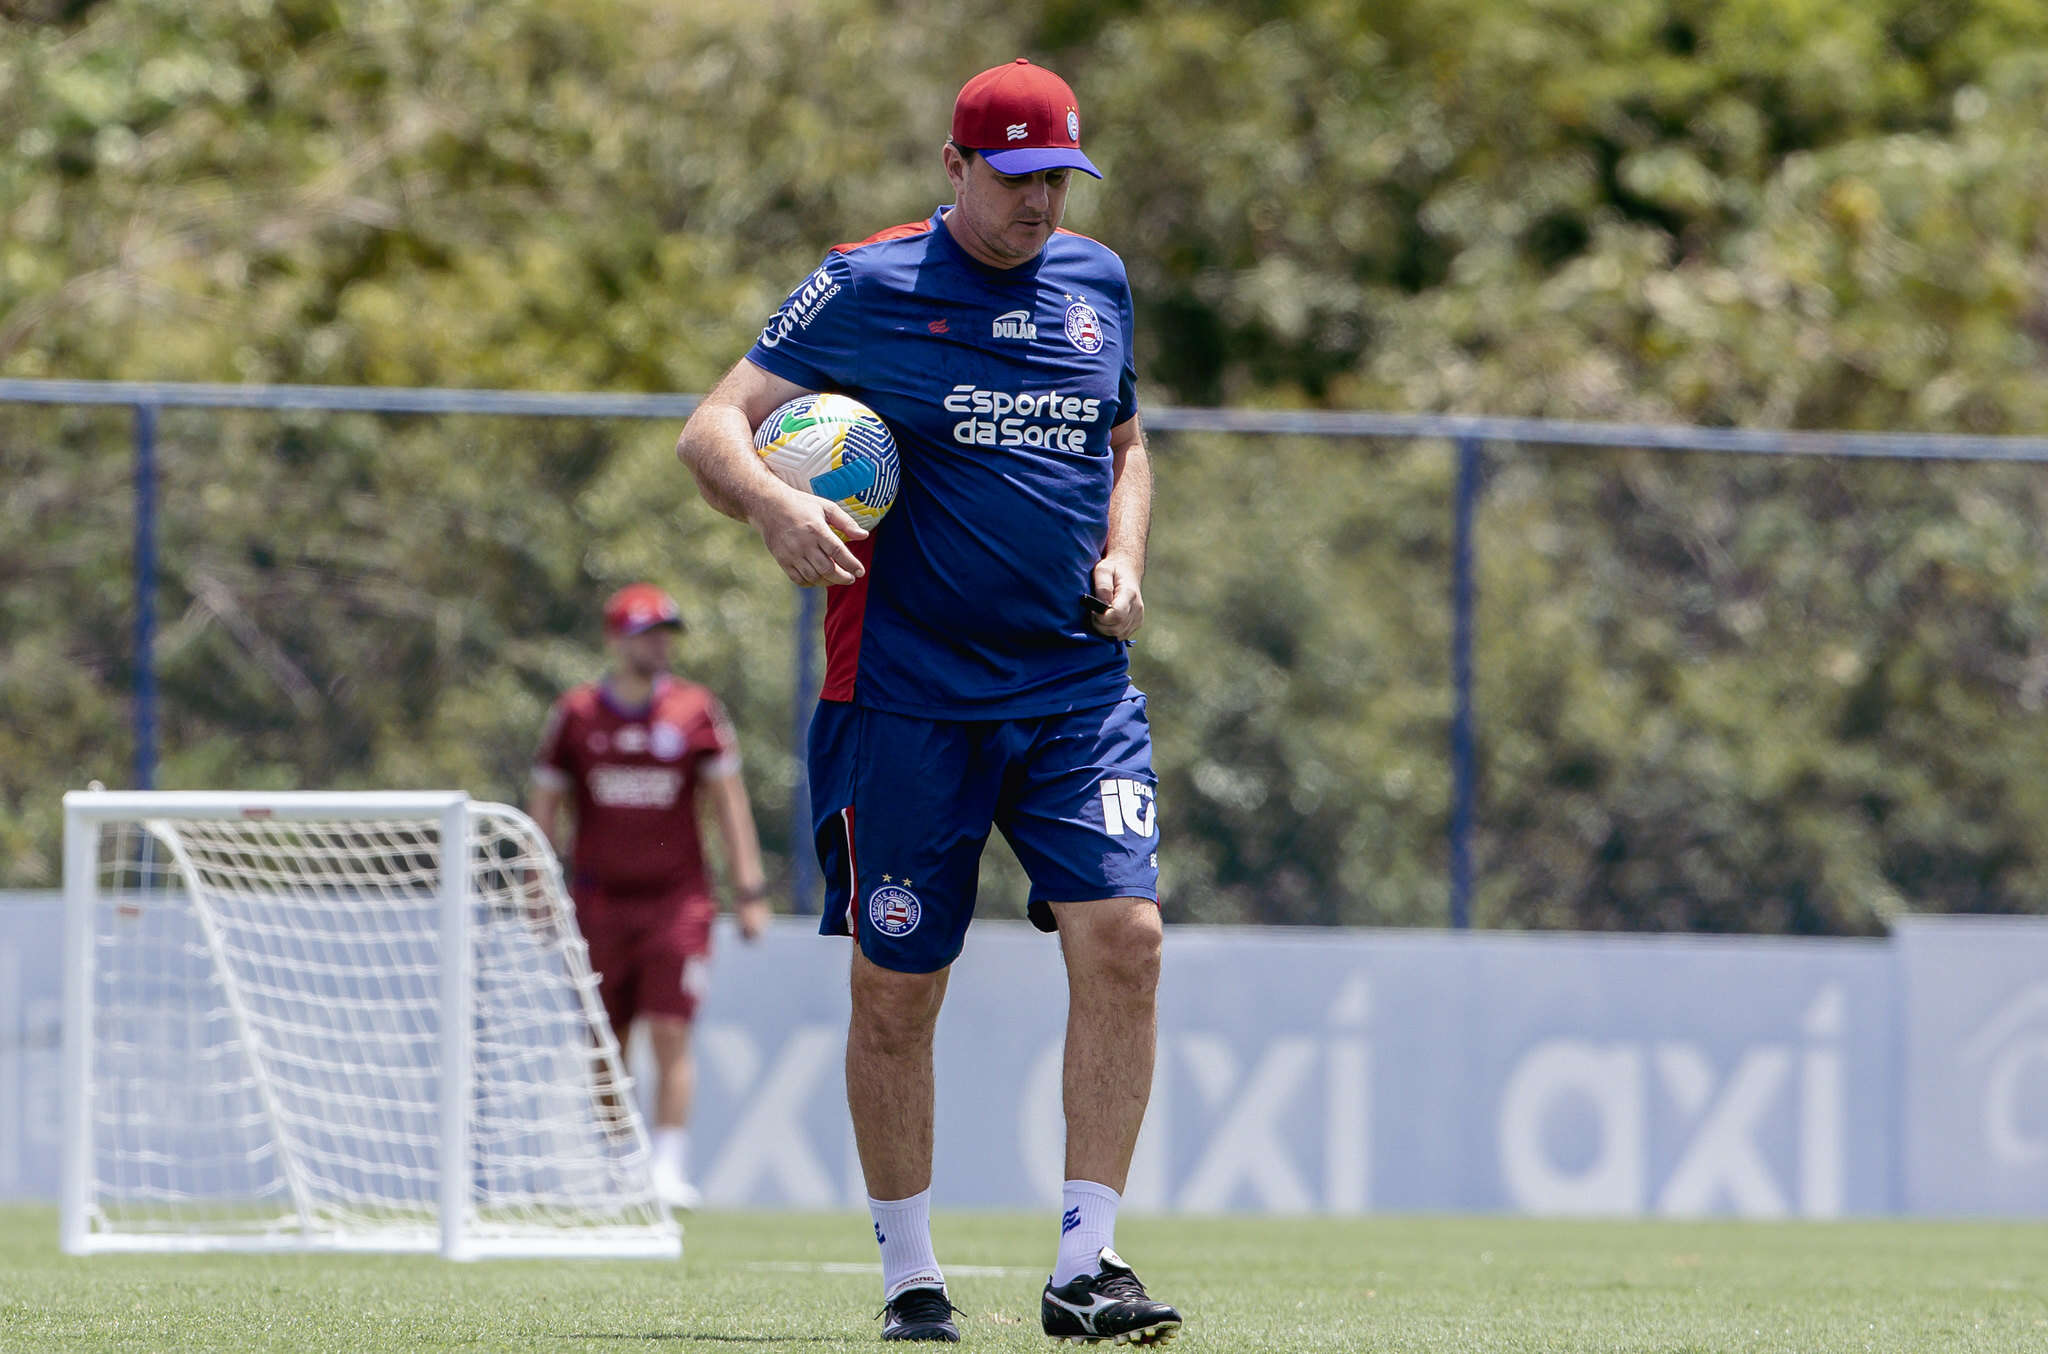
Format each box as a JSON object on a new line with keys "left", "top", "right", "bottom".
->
{"left": 5, "top": 0, "right": 2047, "bottom": 933}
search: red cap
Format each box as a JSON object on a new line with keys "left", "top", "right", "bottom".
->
{"left": 950, "top": 58, "right": 1101, "bottom": 179}
{"left": 602, "top": 583, "right": 684, "bottom": 637}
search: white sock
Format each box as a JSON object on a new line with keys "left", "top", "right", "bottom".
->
{"left": 868, "top": 1188, "right": 945, "bottom": 1301}
{"left": 1051, "top": 1179, "right": 1120, "bottom": 1286}
{"left": 652, "top": 1127, "right": 688, "bottom": 1180}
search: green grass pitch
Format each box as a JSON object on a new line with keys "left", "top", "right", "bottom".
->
{"left": 4, "top": 1204, "right": 2046, "bottom": 1352}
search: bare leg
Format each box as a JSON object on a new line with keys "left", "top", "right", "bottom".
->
{"left": 845, "top": 947, "right": 949, "bottom": 1199}
{"left": 644, "top": 1015, "right": 694, "bottom": 1128}
{"left": 590, "top": 1025, "right": 631, "bottom": 1141}
{"left": 1051, "top": 898, "right": 1162, "bottom": 1189}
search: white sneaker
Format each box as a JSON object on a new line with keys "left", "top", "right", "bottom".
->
{"left": 651, "top": 1162, "right": 700, "bottom": 1210}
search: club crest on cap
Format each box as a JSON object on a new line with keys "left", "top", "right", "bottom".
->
{"left": 1066, "top": 109, "right": 1079, "bottom": 142}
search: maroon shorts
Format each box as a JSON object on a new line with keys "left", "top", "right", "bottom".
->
{"left": 571, "top": 882, "right": 717, "bottom": 1034}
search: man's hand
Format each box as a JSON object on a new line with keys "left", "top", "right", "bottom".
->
{"left": 514, "top": 864, "right": 565, "bottom": 939}
{"left": 1088, "top": 553, "right": 1145, "bottom": 641}
{"left": 751, "top": 484, "right": 870, "bottom": 588}
{"left": 736, "top": 898, "right": 770, "bottom": 942}
{"left": 677, "top": 359, "right": 866, "bottom": 590}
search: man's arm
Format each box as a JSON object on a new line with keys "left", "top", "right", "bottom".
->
{"left": 526, "top": 781, "right": 570, "bottom": 858}
{"left": 704, "top": 767, "right": 770, "bottom": 941}
{"left": 520, "top": 780, "right": 572, "bottom": 925}
{"left": 676, "top": 358, "right": 869, "bottom": 588}
{"left": 1089, "top": 413, "right": 1151, "bottom": 642}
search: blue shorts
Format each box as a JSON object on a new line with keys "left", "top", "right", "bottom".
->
{"left": 809, "top": 692, "right": 1160, "bottom": 973}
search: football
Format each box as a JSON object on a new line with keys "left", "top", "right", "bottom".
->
{"left": 751, "top": 393, "right": 901, "bottom": 532}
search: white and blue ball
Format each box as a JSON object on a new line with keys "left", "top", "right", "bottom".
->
{"left": 751, "top": 393, "right": 900, "bottom": 532}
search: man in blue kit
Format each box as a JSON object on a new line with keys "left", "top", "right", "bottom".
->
{"left": 677, "top": 58, "right": 1179, "bottom": 1347}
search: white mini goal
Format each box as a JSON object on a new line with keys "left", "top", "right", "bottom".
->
{"left": 60, "top": 790, "right": 680, "bottom": 1259}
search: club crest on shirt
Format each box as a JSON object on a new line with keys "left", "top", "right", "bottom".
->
{"left": 867, "top": 885, "right": 922, "bottom": 937}
{"left": 1064, "top": 300, "right": 1103, "bottom": 354}
{"left": 649, "top": 722, "right": 685, "bottom": 761}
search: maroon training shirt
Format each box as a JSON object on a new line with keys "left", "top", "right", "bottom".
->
{"left": 532, "top": 676, "right": 739, "bottom": 894}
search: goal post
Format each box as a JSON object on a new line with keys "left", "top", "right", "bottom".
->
{"left": 60, "top": 789, "right": 680, "bottom": 1259}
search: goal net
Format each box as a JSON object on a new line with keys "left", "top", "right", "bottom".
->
{"left": 60, "top": 790, "right": 680, "bottom": 1259}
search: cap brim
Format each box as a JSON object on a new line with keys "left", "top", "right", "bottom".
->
{"left": 611, "top": 616, "right": 684, "bottom": 637}
{"left": 978, "top": 146, "right": 1102, "bottom": 178}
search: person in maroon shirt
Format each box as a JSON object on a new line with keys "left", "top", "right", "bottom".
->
{"left": 528, "top": 582, "right": 769, "bottom": 1209}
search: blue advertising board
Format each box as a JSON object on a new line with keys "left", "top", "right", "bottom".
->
{"left": 2, "top": 893, "right": 2038, "bottom": 1217}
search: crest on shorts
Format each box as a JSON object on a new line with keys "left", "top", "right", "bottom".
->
{"left": 867, "top": 884, "right": 922, "bottom": 937}
{"left": 680, "top": 954, "right": 708, "bottom": 999}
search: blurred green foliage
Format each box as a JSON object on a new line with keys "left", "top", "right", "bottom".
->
{"left": 4, "top": 0, "right": 2048, "bottom": 932}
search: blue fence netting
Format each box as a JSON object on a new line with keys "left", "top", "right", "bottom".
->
{"left": 9, "top": 377, "right": 2048, "bottom": 924}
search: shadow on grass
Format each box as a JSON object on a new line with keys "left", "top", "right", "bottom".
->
{"left": 567, "top": 1335, "right": 841, "bottom": 1345}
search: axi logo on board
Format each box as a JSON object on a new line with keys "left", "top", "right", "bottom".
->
{"left": 1495, "top": 985, "right": 1846, "bottom": 1217}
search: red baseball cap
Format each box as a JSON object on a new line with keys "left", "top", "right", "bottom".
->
{"left": 951, "top": 58, "right": 1101, "bottom": 179}
{"left": 602, "top": 583, "right": 684, "bottom": 637}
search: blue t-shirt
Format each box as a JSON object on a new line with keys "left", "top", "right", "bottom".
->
{"left": 746, "top": 206, "right": 1140, "bottom": 719}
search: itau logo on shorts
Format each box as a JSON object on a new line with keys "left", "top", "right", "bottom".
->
{"left": 1099, "top": 778, "right": 1156, "bottom": 838}
{"left": 868, "top": 884, "right": 921, "bottom": 937}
